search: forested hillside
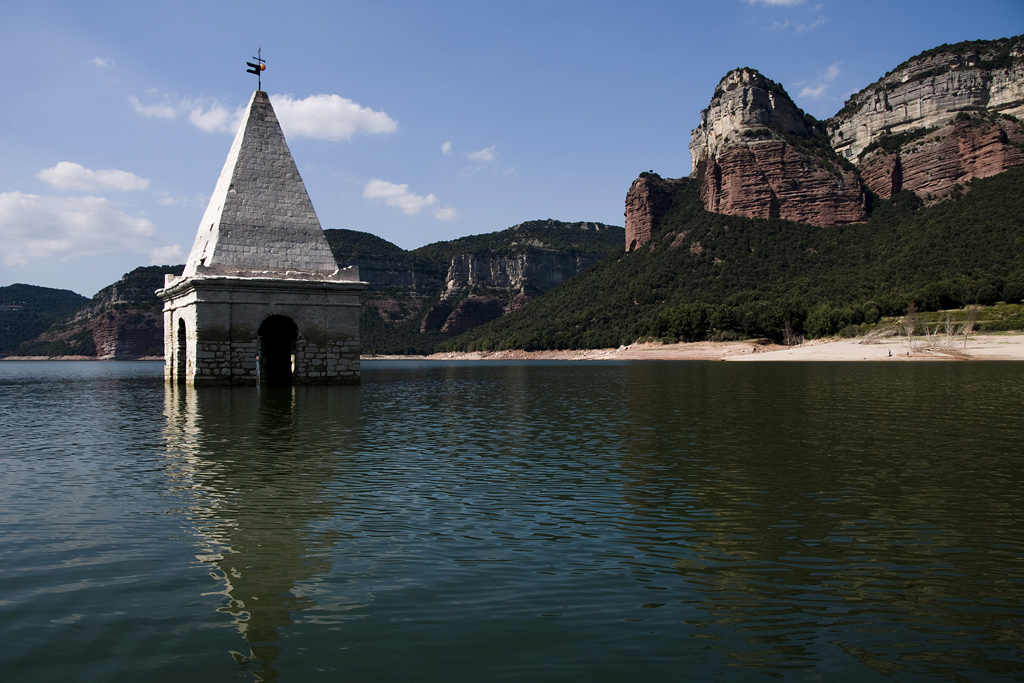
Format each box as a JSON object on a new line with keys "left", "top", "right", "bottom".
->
{"left": 327, "top": 220, "right": 623, "bottom": 354}
{"left": 14, "top": 266, "right": 182, "bottom": 358}
{"left": 0, "top": 284, "right": 89, "bottom": 355}
{"left": 442, "top": 167, "right": 1024, "bottom": 351}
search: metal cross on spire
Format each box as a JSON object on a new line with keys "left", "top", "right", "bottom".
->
{"left": 246, "top": 47, "right": 266, "bottom": 90}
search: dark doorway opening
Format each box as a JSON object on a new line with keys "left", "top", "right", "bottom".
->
{"left": 176, "top": 318, "right": 187, "bottom": 382}
{"left": 258, "top": 315, "right": 298, "bottom": 386}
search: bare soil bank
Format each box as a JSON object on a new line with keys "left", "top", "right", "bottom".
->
{"left": 366, "top": 333, "right": 1024, "bottom": 362}
{"left": 7, "top": 335, "right": 1024, "bottom": 362}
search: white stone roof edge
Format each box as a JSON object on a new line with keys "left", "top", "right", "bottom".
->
{"left": 157, "top": 269, "right": 367, "bottom": 300}
{"left": 182, "top": 91, "right": 258, "bottom": 278}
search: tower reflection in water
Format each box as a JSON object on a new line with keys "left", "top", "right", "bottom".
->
{"left": 162, "top": 383, "right": 360, "bottom": 679}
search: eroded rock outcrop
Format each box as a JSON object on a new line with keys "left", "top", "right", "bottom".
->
{"left": 700, "top": 139, "right": 867, "bottom": 225}
{"left": 625, "top": 174, "right": 688, "bottom": 252}
{"left": 829, "top": 36, "right": 1024, "bottom": 201}
{"left": 689, "top": 68, "right": 869, "bottom": 227}
{"left": 859, "top": 115, "right": 1024, "bottom": 199}
{"left": 328, "top": 221, "right": 623, "bottom": 350}
{"left": 442, "top": 250, "right": 607, "bottom": 299}
{"left": 653, "top": 37, "right": 1024, "bottom": 237}
{"left": 24, "top": 266, "right": 177, "bottom": 358}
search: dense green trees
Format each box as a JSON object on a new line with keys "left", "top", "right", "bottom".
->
{"left": 0, "top": 284, "right": 89, "bottom": 355}
{"left": 443, "top": 167, "right": 1024, "bottom": 351}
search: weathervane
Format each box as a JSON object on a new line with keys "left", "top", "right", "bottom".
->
{"left": 246, "top": 47, "right": 266, "bottom": 90}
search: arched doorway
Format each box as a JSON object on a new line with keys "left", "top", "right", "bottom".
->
{"left": 176, "top": 318, "right": 187, "bottom": 383}
{"left": 257, "top": 315, "right": 298, "bottom": 386}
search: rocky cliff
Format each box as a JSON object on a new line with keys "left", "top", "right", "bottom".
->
{"left": 20, "top": 266, "right": 180, "bottom": 358}
{"left": 625, "top": 174, "right": 689, "bottom": 252}
{"left": 858, "top": 114, "right": 1024, "bottom": 199}
{"left": 688, "top": 68, "right": 868, "bottom": 228}
{"left": 832, "top": 36, "right": 1024, "bottom": 201}
{"left": 656, "top": 36, "right": 1024, "bottom": 242}
{"left": 830, "top": 36, "right": 1024, "bottom": 160}
{"left": 328, "top": 221, "right": 623, "bottom": 350}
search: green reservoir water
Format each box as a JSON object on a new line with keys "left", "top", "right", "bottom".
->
{"left": 1, "top": 360, "right": 1023, "bottom": 681}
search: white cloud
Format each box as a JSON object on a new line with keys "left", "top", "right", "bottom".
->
{"left": 744, "top": 0, "right": 804, "bottom": 5}
{"left": 92, "top": 57, "right": 113, "bottom": 68}
{"left": 434, "top": 206, "right": 459, "bottom": 221}
{"left": 129, "top": 94, "right": 246, "bottom": 133}
{"left": 129, "top": 95, "right": 176, "bottom": 119}
{"left": 271, "top": 93, "right": 397, "bottom": 141}
{"left": 37, "top": 162, "right": 149, "bottom": 192}
{"left": 441, "top": 141, "right": 452, "bottom": 155}
{"left": 0, "top": 192, "right": 156, "bottom": 266}
{"left": 150, "top": 244, "right": 184, "bottom": 264}
{"left": 130, "top": 91, "right": 396, "bottom": 140}
{"left": 798, "top": 84, "right": 827, "bottom": 99}
{"left": 798, "top": 62, "right": 841, "bottom": 100}
{"left": 157, "top": 192, "right": 206, "bottom": 207}
{"left": 187, "top": 101, "right": 245, "bottom": 133}
{"left": 363, "top": 179, "right": 437, "bottom": 214}
{"left": 466, "top": 145, "right": 497, "bottom": 162}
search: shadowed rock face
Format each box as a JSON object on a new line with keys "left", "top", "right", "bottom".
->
{"left": 625, "top": 175, "right": 688, "bottom": 253}
{"left": 859, "top": 117, "right": 1024, "bottom": 200}
{"left": 440, "top": 296, "right": 505, "bottom": 336}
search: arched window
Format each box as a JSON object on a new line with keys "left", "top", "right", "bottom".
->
{"left": 176, "top": 318, "right": 187, "bottom": 382}
{"left": 257, "top": 315, "right": 298, "bottom": 386}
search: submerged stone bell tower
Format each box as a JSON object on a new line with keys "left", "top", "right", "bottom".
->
{"left": 157, "top": 90, "right": 366, "bottom": 386}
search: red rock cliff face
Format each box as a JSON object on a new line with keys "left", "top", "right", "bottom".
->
{"left": 624, "top": 175, "right": 687, "bottom": 252}
{"left": 91, "top": 315, "right": 164, "bottom": 359}
{"left": 440, "top": 296, "right": 505, "bottom": 336}
{"left": 689, "top": 68, "right": 869, "bottom": 227}
{"left": 860, "top": 117, "right": 1024, "bottom": 200}
{"left": 677, "top": 45, "right": 1024, "bottom": 227}
{"left": 701, "top": 139, "right": 868, "bottom": 226}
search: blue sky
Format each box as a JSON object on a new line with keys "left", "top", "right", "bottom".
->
{"left": 2, "top": 0, "right": 1022, "bottom": 296}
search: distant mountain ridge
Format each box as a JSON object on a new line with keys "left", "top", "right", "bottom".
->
{"left": 328, "top": 219, "right": 624, "bottom": 354}
{"left": 10, "top": 220, "right": 623, "bottom": 357}
{"left": 13, "top": 266, "right": 182, "bottom": 358}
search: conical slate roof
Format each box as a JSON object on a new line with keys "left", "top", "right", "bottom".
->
{"left": 182, "top": 90, "right": 340, "bottom": 278}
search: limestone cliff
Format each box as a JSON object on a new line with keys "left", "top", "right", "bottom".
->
{"left": 327, "top": 221, "right": 623, "bottom": 349}
{"left": 688, "top": 68, "right": 868, "bottom": 227}
{"left": 830, "top": 36, "right": 1024, "bottom": 160}
{"left": 831, "top": 35, "right": 1024, "bottom": 200}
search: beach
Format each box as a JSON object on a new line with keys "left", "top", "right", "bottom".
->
{"left": 371, "top": 333, "right": 1024, "bottom": 362}
{"left": 6, "top": 333, "right": 1024, "bottom": 363}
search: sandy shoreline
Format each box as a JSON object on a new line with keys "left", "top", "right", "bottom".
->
{"left": 365, "top": 333, "right": 1024, "bottom": 362}
{"left": 5, "top": 333, "right": 1024, "bottom": 363}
